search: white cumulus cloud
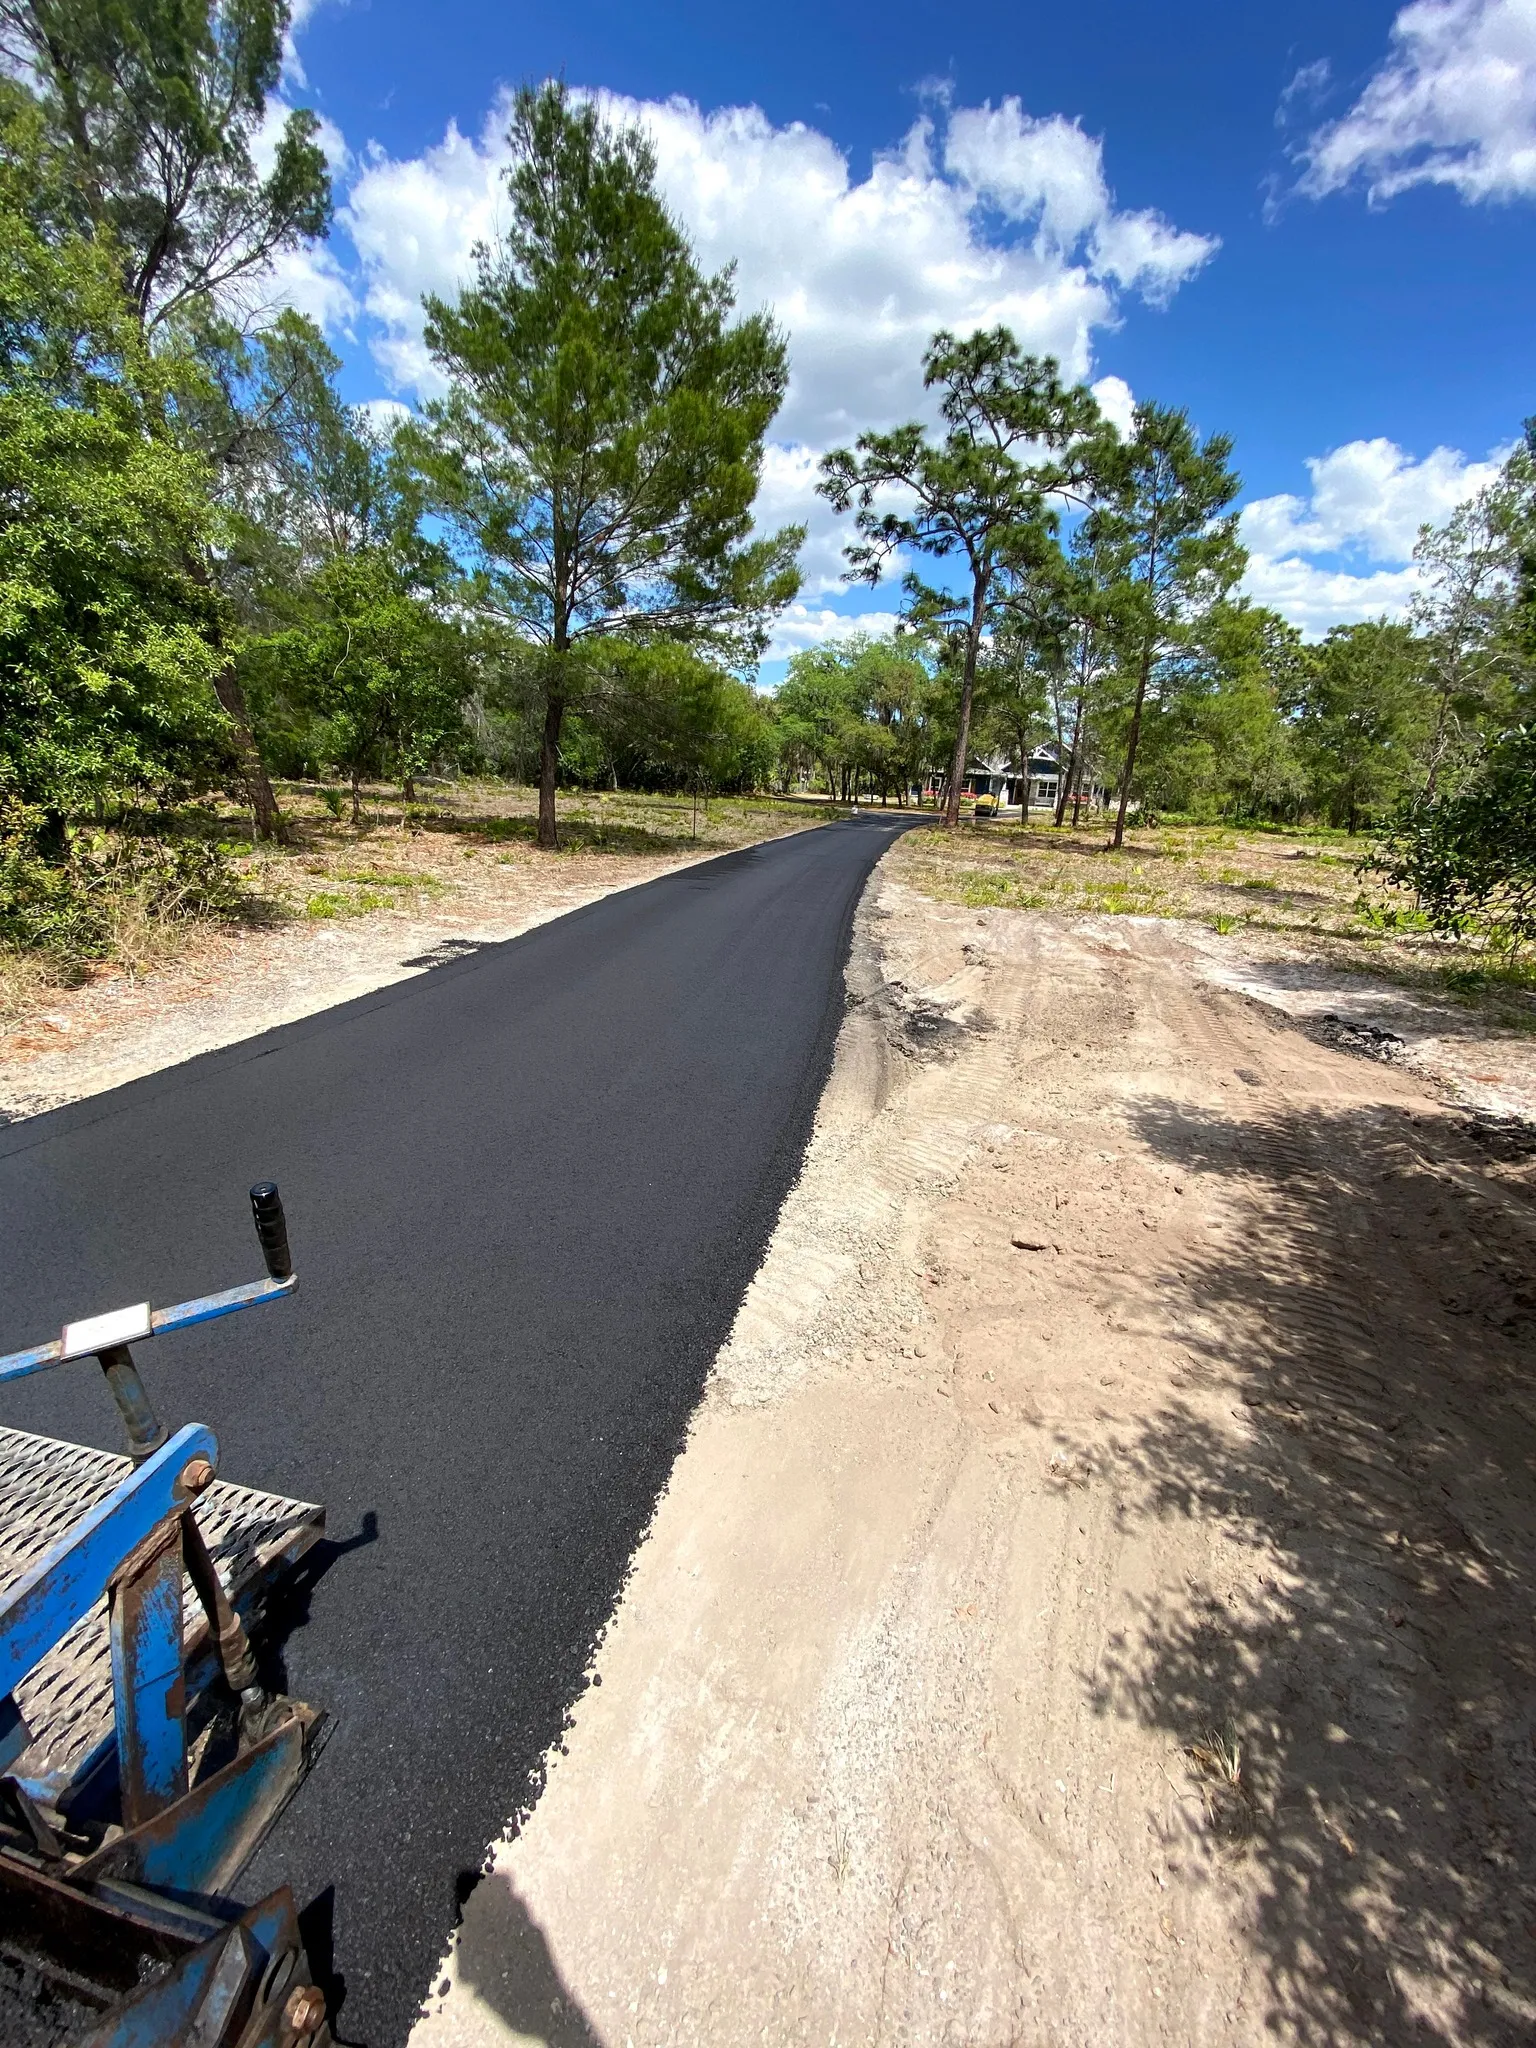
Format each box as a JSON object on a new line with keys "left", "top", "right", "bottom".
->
{"left": 765, "top": 603, "right": 908, "bottom": 662}
{"left": 1089, "top": 373, "right": 1137, "bottom": 438}
{"left": 1299, "top": 0, "right": 1536, "bottom": 203}
{"left": 940, "top": 100, "right": 1217, "bottom": 305}
{"left": 338, "top": 86, "right": 1215, "bottom": 606}
{"left": 1239, "top": 435, "right": 1509, "bottom": 635}
{"left": 345, "top": 90, "right": 1215, "bottom": 445}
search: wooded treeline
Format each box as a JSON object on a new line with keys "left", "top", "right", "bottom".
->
{"left": 2, "top": 0, "right": 1533, "bottom": 958}
{"left": 805, "top": 342, "right": 1536, "bottom": 846}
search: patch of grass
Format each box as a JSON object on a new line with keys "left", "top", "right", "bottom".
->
{"left": 954, "top": 872, "right": 1048, "bottom": 910}
{"left": 1186, "top": 1726, "right": 1256, "bottom": 1841}
{"left": 331, "top": 867, "right": 444, "bottom": 891}
{"left": 1440, "top": 958, "right": 1536, "bottom": 1010}
{"left": 302, "top": 878, "right": 420, "bottom": 916}
{"left": 889, "top": 816, "right": 1536, "bottom": 1031}
{"left": 1356, "top": 897, "right": 1434, "bottom": 935}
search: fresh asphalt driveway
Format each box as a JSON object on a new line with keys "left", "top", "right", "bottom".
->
{"left": 0, "top": 811, "right": 914, "bottom": 2046}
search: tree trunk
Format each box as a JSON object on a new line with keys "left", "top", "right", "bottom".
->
{"left": 183, "top": 538, "right": 284, "bottom": 843}
{"left": 1056, "top": 695, "right": 1084, "bottom": 828}
{"left": 350, "top": 768, "right": 362, "bottom": 826}
{"left": 538, "top": 691, "right": 565, "bottom": 850}
{"left": 1423, "top": 684, "right": 1454, "bottom": 799}
{"left": 213, "top": 666, "right": 285, "bottom": 842}
{"left": 944, "top": 578, "right": 988, "bottom": 830}
{"left": 1110, "top": 643, "right": 1153, "bottom": 851}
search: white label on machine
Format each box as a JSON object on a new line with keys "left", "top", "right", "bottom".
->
{"left": 60, "top": 1302, "right": 152, "bottom": 1360}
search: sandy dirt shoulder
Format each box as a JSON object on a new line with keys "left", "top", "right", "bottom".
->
{"left": 0, "top": 839, "right": 750, "bottom": 1124}
{"left": 415, "top": 863, "right": 1536, "bottom": 2048}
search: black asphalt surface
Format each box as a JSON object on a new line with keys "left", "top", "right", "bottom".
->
{"left": 0, "top": 813, "right": 913, "bottom": 2046}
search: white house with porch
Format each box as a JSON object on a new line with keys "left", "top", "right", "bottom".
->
{"left": 921, "top": 746, "right": 1105, "bottom": 813}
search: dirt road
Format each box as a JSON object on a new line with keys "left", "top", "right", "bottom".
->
{"left": 418, "top": 870, "right": 1536, "bottom": 2046}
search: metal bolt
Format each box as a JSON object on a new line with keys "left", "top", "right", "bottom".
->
{"left": 179, "top": 1456, "right": 215, "bottom": 1494}
{"left": 284, "top": 1982, "right": 326, "bottom": 2035}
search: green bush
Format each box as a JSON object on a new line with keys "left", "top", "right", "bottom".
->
{"left": 1371, "top": 726, "right": 1536, "bottom": 954}
{"left": 0, "top": 829, "right": 244, "bottom": 960}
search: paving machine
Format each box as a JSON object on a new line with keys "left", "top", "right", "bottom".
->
{"left": 0, "top": 1186, "right": 332, "bottom": 2046}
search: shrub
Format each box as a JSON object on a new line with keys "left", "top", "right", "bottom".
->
{"left": 0, "top": 825, "right": 245, "bottom": 964}
{"left": 1371, "top": 726, "right": 1536, "bottom": 955}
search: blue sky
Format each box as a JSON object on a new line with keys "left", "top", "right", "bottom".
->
{"left": 267, "top": 0, "right": 1536, "bottom": 675}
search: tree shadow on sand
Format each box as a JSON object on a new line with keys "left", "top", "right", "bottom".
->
{"left": 1092, "top": 1095, "right": 1536, "bottom": 2044}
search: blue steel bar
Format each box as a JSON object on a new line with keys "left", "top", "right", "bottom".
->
{"left": 152, "top": 1274, "right": 295, "bottom": 1337}
{"left": 109, "top": 1520, "right": 188, "bottom": 1827}
{"left": 0, "top": 1425, "right": 216, "bottom": 1698}
{"left": 0, "top": 1339, "right": 63, "bottom": 1385}
{"left": 0, "top": 1275, "right": 295, "bottom": 1387}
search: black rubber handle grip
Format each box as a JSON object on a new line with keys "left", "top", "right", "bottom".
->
{"left": 249, "top": 1182, "right": 293, "bottom": 1282}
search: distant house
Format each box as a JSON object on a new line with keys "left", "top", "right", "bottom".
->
{"left": 922, "top": 746, "right": 1103, "bottom": 812}
{"left": 966, "top": 750, "right": 1062, "bottom": 810}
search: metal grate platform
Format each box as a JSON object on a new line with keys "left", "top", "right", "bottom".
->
{"left": 0, "top": 1428, "right": 323, "bottom": 1794}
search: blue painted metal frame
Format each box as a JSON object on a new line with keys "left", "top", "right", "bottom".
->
{"left": 82, "top": 1884, "right": 306, "bottom": 2048}
{"left": 0, "top": 1277, "right": 295, "bottom": 1388}
{"left": 0, "top": 1425, "right": 215, "bottom": 1699}
{"left": 108, "top": 1519, "right": 188, "bottom": 1826}
{"left": 76, "top": 1707, "right": 319, "bottom": 1896}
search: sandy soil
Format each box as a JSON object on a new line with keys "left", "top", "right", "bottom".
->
{"left": 412, "top": 870, "right": 1536, "bottom": 2048}
{"left": 1181, "top": 925, "right": 1536, "bottom": 1127}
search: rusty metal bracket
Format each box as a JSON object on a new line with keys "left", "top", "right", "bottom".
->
{"left": 107, "top": 1517, "right": 189, "bottom": 1830}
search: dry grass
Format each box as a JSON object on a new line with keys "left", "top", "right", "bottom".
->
{"left": 0, "top": 948, "right": 81, "bottom": 1035}
{"left": 1186, "top": 1726, "right": 1257, "bottom": 1842}
{"left": 891, "top": 818, "right": 1536, "bottom": 1027}
{"left": 0, "top": 781, "right": 834, "bottom": 1044}
{"left": 242, "top": 779, "right": 831, "bottom": 924}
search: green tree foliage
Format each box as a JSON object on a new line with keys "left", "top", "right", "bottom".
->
{"left": 248, "top": 548, "right": 471, "bottom": 818}
{"left": 412, "top": 81, "right": 801, "bottom": 848}
{"left": 1133, "top": 601, "right": 1304, "bottom": 821}
{"left": 227, "top": 321, "right": 474, "bottom": 807}
{"left": 977, "top": 536, "right": 1072, "bottom": 818}
{"left": 1039, "top": 534, "right": 1120, "bottom": 825}
{"left": 1372, "top": 723, "right": 1536, "bottom": 955}
{"left": 776, "top": 634, "right": 937, "bottom": 803}
{"left": 1498, "top": 425, "right": 1536, "bottom": 710}
{"left": 1292, "top": 620, "right": 1428, "bottom": 832}
{"left": 820, "top": 330, "right": 1097, "bottom": 828}
{"left": 1088, "top": 401, "right": 1244, "bottom": 848}
{"left": 0, "top": 93, "right": 227, "bottom": 857}
{"left": 590, "top": 642, "right": 775, "bottom": 794}
{"left": 1, "top": 0, "right": 336, "bottom": 842}
{"left": 1410, "top": 481, "right": 1524, "bottom": 795}
{"left": 210, "top": 313, "right": 403, "bottom": 602}
{"left": 0, "top": 0, "right": 331, "bottom": 332}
